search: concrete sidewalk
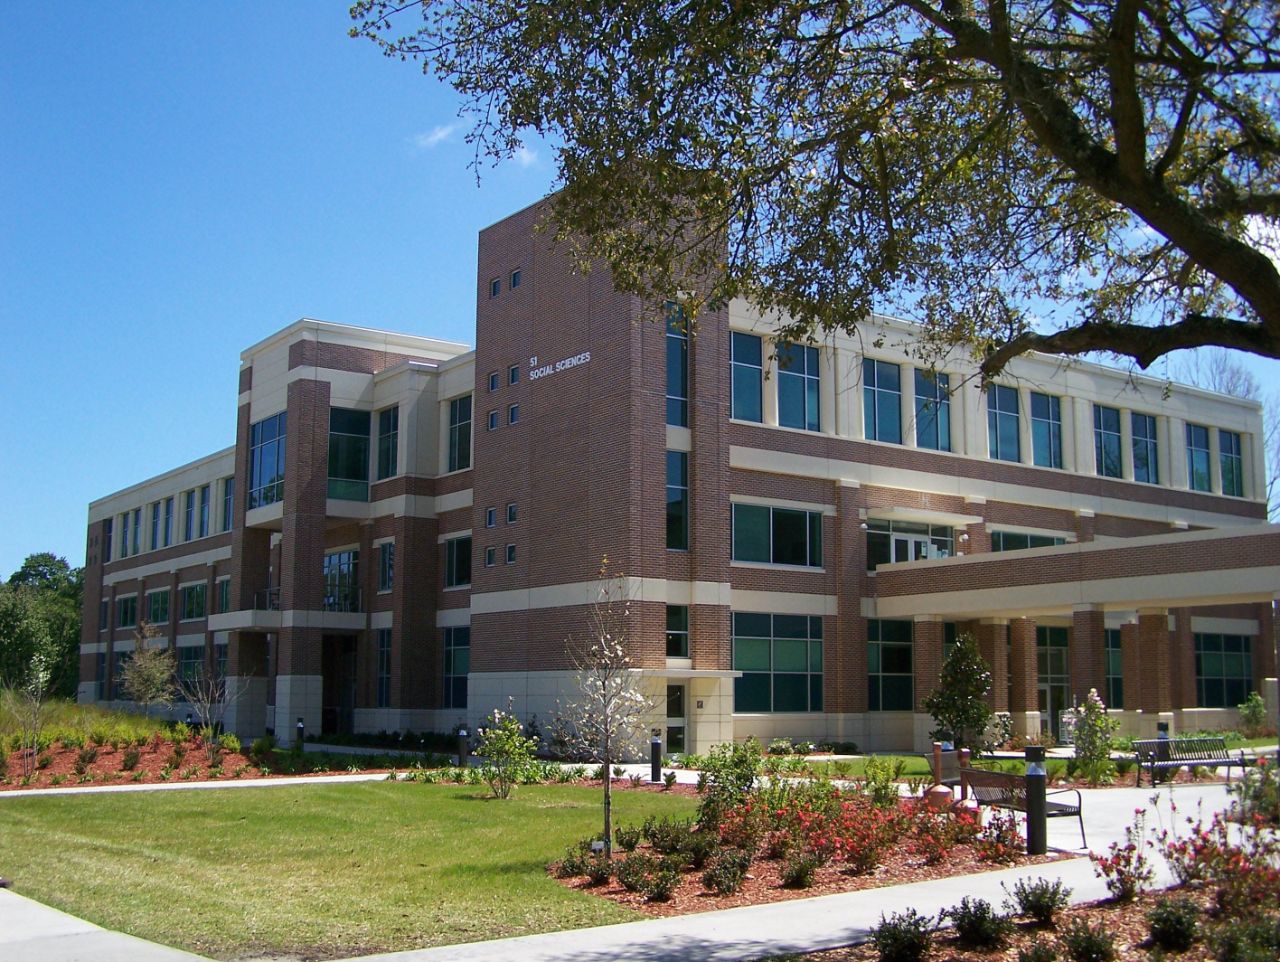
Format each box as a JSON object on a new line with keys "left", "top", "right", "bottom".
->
{"left": 0, "top": 779, "right": 1231, "bottom": 962}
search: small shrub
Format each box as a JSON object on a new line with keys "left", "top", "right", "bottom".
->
{"left": 641, "top": 860, "right": 683, "bottom": 902}
{"left": 629, "top": 773, "right": 644, "bottom": 787}
{"left": 474, "top": 706, "right": 539, "bottom": 799}
{"left": 248, "top": 735, "right": 275, "bottom": 763}
{"left": 60, "top": 733, "right": 85, "bottom": 750}
{"left": 50, "top": 773, "right": 67, "bottom": 786}
{"left": 169, "top": 722, "right": 190, "bottom": 744}
{"left": 679, "top": 829, "right": 719, "bottom": 869}
{"left": 780, "top": 850, "right": 821, "bottom": 888}
{"left": 859, "top": 755, "right": 906, "bottom": 809}
{"left": 615, "top": 852, "right": 657, "bottom": 892}
{"left": 1018, "top": 944, "right": 1058, "bottom": 962}
{"left": 768, "top": 738, "right": 795, "bottom": 755}
{"left": 218, "top": 732, "right": 241, "bottom": 754}
{"left": 944, "top": 897, "right": 1012, "bottom": 949}
{"left": 73, "top": 745, "right": 99, "bottom": 775}
{"left": 1209, "top": 916, "right": 1280, "bottom": 962}
{"left": 36, "top": 752, "right": 52, "bottom": 770}
{"left": 1059, "top": 919, "right": 1117, "bottom": 962}
{"left": 1238, "top": 691, "right": 1270, "bottom": 737}
{"left": 695, "top": 771, "right": 709, "bottom": 793}
{"left": 612, "top": 765, "right": 625, "bottom": 779}
{"left": 871, "top": 909, "right": 934, "bottom": 962}
{"left": 0, "top": 753, "right": 6, "bottom": 778}
{"left": 614, "top": 825, "right": 642, "bottom": 853}
{"left": 1090, "top": 810, "right": 1153, "bottom": 901}
{"left": 555, "top": 840, "right": 593, "bottom": 878}
{"left": 975, "top": 811, "right": 1024, "bottom": 863}
{"left": 583, "top": 852, "right": 613, "bottom": 885}
{"left": 120, "top": 747, "right": 141, "bottom": 771}
{"left": 1004, "top": 876, "right": 1072, "bottom": 926}
{"left": 129, "top": 770, "right": 145, "bottom": 782}
{"left": 1146, "top": 895, "right": 1198, "bottom": 951}
{"left": 663, "top": 771, "right": 677, "bottom": 790}
{"left": 643, "top": 815, "right": 695, "bottom": 855}
{"left": 701, "top": 849, "right": 750, "bottom": 895}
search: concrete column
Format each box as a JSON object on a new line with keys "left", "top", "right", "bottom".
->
{"left": 1248, "top": 431, "right": 1266, "bottom": 500}
{"left": 1120, "top": 619, "right": 1143, "bottom": 715}
{"left": 975, "top": 620, "right": 1009, "bottom": 712}
{"left": 763, "top": 338, "right": 780, "bottom": 427}
{"left": 223, "top": 631, "right": 269, "bottom": 738}
{"left": 1168, "top": 417, "right": 1189, "bottom": 489}
{"left": 1009, "top": 618, "right": 1039, "bottom": 713}
{"left": 901, "top": 365, "right": 917, "bottom": 449}
{"left": 1060, "top": 395, "right": 1077, "bottom": 472}
{"left": 819, "top": 342, "right": 837, "bottom": 436}
{"left": 1073, "top": 398, "right": 1094, "bottom": 474}
{"left": 912, "top": 616, "right": 944, "bottom": 711}
{"left": 1070, "top": 605, "right": 1107, "bottom": 703}
{"left": 960, "top": 379, "right": 984, "bottom": 456}
{"left": 1156, "top": 416, "right": 1173, "bottom": 491}
{"left": 846, "top": 352, "right": 864, "bottom": 440}
{"left": 1137, "top": 608, "right": 1173, "bottom": 712}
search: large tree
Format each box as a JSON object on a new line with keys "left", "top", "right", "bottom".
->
{"left": 352, "top": 0, "right": 1280, "bottom": 377}
{"left": 0, "top": 553, "right": 81, "bottom": 698}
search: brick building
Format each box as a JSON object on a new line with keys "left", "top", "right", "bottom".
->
{"left": 80, "top": 200, "right": 1280, "bottom": 752}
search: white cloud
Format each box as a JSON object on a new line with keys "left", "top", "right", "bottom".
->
{"left": 412, "top": 124, "right": 459, "bottom": 149}
{"left": 513, "top": 145, "right": 538, "bottom": 167}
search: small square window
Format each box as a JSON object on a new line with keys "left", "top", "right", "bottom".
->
{"left": 505, "top": 544, "right": 516, "bottom": 565}
{"left": 485, "top": 507, "right": 496, "bottom": 528}
{"left": 508, "top": 365, "right": 519, "bottom": 385}
{"left": 510, "top": 269, "right": 521, "bottom": 289}
{"left": 506, "top": 502, "right": 517, "bottom": 524}
{"left": 488, "top": 410, "right": 498, "bottom": 431}
{"left": 484, "top": 546, "right": 496, "bottom": 567}
{"left": 488, "top": 372, "right": 499, "bottom": 392}
{"left": 489, "top": 278, "right": 500, "bottom": 298}
{"left": 508, "top": 404, "right": 520, "bottom": 425}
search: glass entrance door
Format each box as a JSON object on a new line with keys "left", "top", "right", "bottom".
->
{"left": 891, "top": 534, "right": 932, "bottom": 563}
{"left": 666, "top": 684, "right": 687, "bottom": 754}
{"left": 1037, "top": 626, "right": 1071, "bottom": 740}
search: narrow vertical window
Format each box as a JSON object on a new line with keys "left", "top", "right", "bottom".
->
{"left": 508, "top": 365, "right": 519, "bottom": 385}
{"left": 666, "top": 605, "right": 689, "bottom": 657}
{"left": 488, "top": 371, "right": 499, "bottom": 392}
{"left": 914, "top": 369, "right": 950, "bottom": 451}
{"left": 377, "top": 406, "right": 399, "bottom": 481}
{"left": 103, "top": 518, "right": 113, "bottom": 562}
{"left": 509, "top": 269, "right": 521, "bottom": 289}
{"left": 443, "top": 626, "right": 470, "bottom": 708}
{"left": 163, "top": 497, "right": 174, "bottom": 546}
{"left": 730, "top": 332, "right": 763, "bottom": 422}
{"left": 1105, "top": 629, "right": 1123, "bottom": 709}
{"left": 327, "top": 409, "right": 371, "bottom": 500}
{"left": 1030, "top": 392, "right": 1063, "bottom": 468}
{"left": 1186, "top": 424, "right": 1211, "bottom": 491}
{"left": 987, "top": 385, "right": 1021, "bottom": 462}
{"left": 485, "top": 507, "right": 496, "bottom": 528}
{"left": 778, "top": 343, "right": 820, "bottom": 431}
{"left": 1220, "top": 430, "right": 1243, "bottom": 497}
{"left": 505, "top": 543, "right": 516, "bottom": 564}
{"left": 248, "top": 411, "right": 287, "bottom": 508}
{"left": 665, "top": 301, "right": 689, "bottom": 427}
{"left": 376, "top": 628, "right": 392, "bottom": 709}
{"left": 184, "top": 492, "right": 195, "bottom": 542}
{"left": 1131, "top": 413, "right": 1159, "bottom": 484}
{"left": 131, "top": 508, "right": 141, "bottom": 555}
{"left": 197, "top": 486, "right": 210, "bottom": 537}
{"left": 445, "top": 536, "right": 472, "bottom": 587}
{"left": 867, "top": 619, "right": 914, "bottom": 711}
{"left": 506, "top": 502, "right": 517, "bottom": 524}
{"left": 222, "top": 477, "right": 235, "bottom": 531}
{"left": 488, "top": 278, "right": 500, "bottom": 298}
{"left": 666, "top": 451, "right": 689, "bottom": 550}
{"left": 448, "top": 396, "right": 472, "bottom": 472}
{"left": 508, "top": 404, "right": 519, "bottom": 425}
{"left": 378, "top": 542, "right": 395, "bottom": 592}
{"left": 150, "top": 502, "right": 161, "bottom": 551}
{"left": 1093, "top": 405, "right": 1122, "bottom": 477}
{"left": 863, "top": 359, "right": 902, "bottom": 443}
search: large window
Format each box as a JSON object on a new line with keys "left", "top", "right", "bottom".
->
{"left": 177, "top": 646, "right": 204, "bottom": 684}
{"left": 988, "top": 385, "right": 1021, "bottom": 462}
{"left": 990, "top": 531, "right": 1066, "bottom": 551}
{"left": 443, "top": 626, "right": 469, "bottom": 708}
{"left": 179, "top": 584, "right": 206, "bottom": 621}
{"left": 867, "top": 619, "right": 913, "bottom": 711}
{"left": 1105, "top": 628, "right": 1123, "bottom": 709}
{"left": 666, "top": 302, "right": 688, "bottom": 427}
{"left": 221, "top": 477, "right": 235, "bottom": 532}
{"left": 248, "top": 411, "right": 287, "bottom": 509}
{"left": 1220, "top": 430, "right": 1243, "bottom": 497}
{"left": 863, "top": 358, "right": 901, "bottom": 443}
{"left": 1195, "top": 633, "right": 1252, "bottom": 708}
{"left": 666, "top": 605, "right": 689, "bottom": 657}
{"left": 377, "top": 406, "right": 399, "bottom": 480}
{"left": 732, "top": 612, "right": 823, "bottom": 713}
{"left": 1093, "top": 405, "right": 1122, "bottom": 478}
{"left": 778, "top": 342, "right": 820, "bottom": 432}
{"left": 1186, "top": 423, "right": 1211, "bottom": 491}
{"left": 328, "top": 408, "right": 371, "bottom": 501}
{"left": 448, "top": 396, "right": 472, "bottom": 472}
{"left": 444, "top": 536, "right": 472, "bottom": 588}
{"left": 730, "top": 332, "right": 763, "bottom": 422}
{"left": 666, "top": 451, "right": 688, "bottom": 550}
{"left": 147, "top": 589, "right": 169, "bottom": 625}
{"left": 914, "top": 370, "right": 950, "bottom": 451}
{"left": 865, "top": 519, "right": 953, "bottom": 569}
{"left": 378, "top": 541, "right": 395, "bottom": 592}
{"left": 1037, "top": 626, "right": 1070, "bottom": 739}
{"left": 322, "top": 550, "right": 360, "bottom": 612}
{"left": 376, "top": 628, "right": 392, "bottom": 709}
{"left": 1030, "top": 392, "right": 1063, "bottom": 468}
{"left": 1132, "top": 413, "right": 1159, "bottom": 484}
{"left": 731, "top": 503, "right": 822, "bottom": 568}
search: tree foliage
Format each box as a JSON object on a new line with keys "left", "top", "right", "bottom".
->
{"left": 353, "top": 0, "right": 1280, "bottom": 376}
{"left": 119, "top": 623, "right": 176, "bottom": 719}
{"left": 0, "top": 553, "right": 81, "bottom": 698}
{"left": 924, "top": 631, "right": 993, "bottom": 753}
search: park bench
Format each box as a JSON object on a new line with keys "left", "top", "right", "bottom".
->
{"left": 1131, "top": 736, "right": 1248, "bottom": 787}
{"left": 961, "top": 767, "right": 1087, "bottom": 848}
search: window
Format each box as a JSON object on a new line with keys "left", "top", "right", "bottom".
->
{"left": 1030, "top": 392, "right": 1063, "bottom": 468}
{"left": 323, "top": 550, "right": 360, "bottom": 611}
{"left": 376, "top": 628, "right": 392, "bottom": 708}
{"left": 248, "top": 411, "right": 287, "bottom": 509}
{"left": 485, "top": 507, "right": 496, "bottom": 528}
{"left": 197, "top": 485, "right": 210, "bottom": 537}
{"left": 1105, "top": 628, "right": 1123, "bottom": 709}
{"left": 778, "top": 343, "right": 820, "bottom": 431}
{"left": 443, "top": 626, "right": 469, "bottom": 708}
{"left": 914, "top": 370, "right": 950, "bottom": 451}
{"left": 505, "top": 543, "right": 516, "bottom": 565}
{"left": 666, "top": 451, "right": 688, "bottom": 550}
{"left": 328, "top": 408, "right": 371, "bottom": 500}
{"left": 378, "top": 542, "right": 394, "bottom": 592}
{"left": 730, "top": 332, "right": 763, "bottom": 422}
{"left": 863, "top": 358, "right": 902, "bottom": 443}
{"left": 445, "top": 536, "right": 471, "bottom": 587}
{"left": 731, "top": 503, "right": 823, "bottom": 567}
{"left": 987, "top": 385, "right": 1021, "bottom": 462}
{"left": 1186, "top": 423, "right": 1211, "bottom": 491}
{"left": 217, "top": 579, "right": 230, "bottom": 614}
{"left": 130, "top": 508, "right": 141, "bottom": 556}
{"left": 1220, "top": 430, "right": 1243, "bottom": 497}
{"left": 488, "top": 410, "right": 499, "bottom": 431}
{"left": 666, "top": 605, "right": 689, "bottom": 657}
{"left": 1093, "top": 404, "right": 1122, "bottom": 478}
{"left": 868, "top": 619, "right": 913, "bottom": 711}
{"left": 508, "top": 404, "right": 519, "bottom": 425}
{"left": 163, "top": 497, "right": 173, "bottom": 547}
{"left": 183, "top": 492, "right": 195, "bottom": 542}
{"left": 990, "top": 531, "right": 1066, "bottom": 551}
{"left": 508, "top": 365, "right": 519, "bottom": 385}
{"left": 179, "top": 584, "right": 206, "bottom": 621}
{"left": 1195, "top": 633, "right": 1252, "bottom": 708}
{"left": 150, "top": 501, "right": 161, "bottom": 551}
{"left": 1131, "top": 413, "right": 1159, "bottom": 484}
{"left": 215, "top": 642, "right": 227, "bottom": 681}
{"left": 865, "top": 520, "right": 953, "bottom": 570}
{"left": 177, "top": 646, "right": 204, "bottom": 684}
{"left": 506, "top": 502, "right": 517, "bottom": 524}
{"left": 103, "top": 517, "right": 113, "bottom": 561}
{"left": 221, "top": 477, "right": 235, "bottom": 531}
{"left": 510, "top": 269, "right": 521, "bottom": 289}
{"left": 117, "top": 514, "right": 128, "bottom": 559}
{"left": 448, "top": 396, "right": 472, "bottom": 472}
{"left": 484, "top": 546, "right": 496, "bottom": 567}
{"left": 147, "top": 590, "right": 169, "bottom": 625}
{"left": 665, "top": 301, "right": 689, "bottom": 427}
{"left": 377, "top": 407, "right": 399, "bottom": 481}
{"left": 488, "top": 371, "right": 499, "bottom": 392}
{"left": 489, "top": 277, "right": 500, "bottom": 298}
{"left": 732, "top": 612, "right": 823, "bottom": 713}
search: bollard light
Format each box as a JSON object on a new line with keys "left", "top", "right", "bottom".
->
{"left": 457, "top": 728, "right": 469, "bottom": 767}
{"left": 650, "top": 729, "right": 662, "bottom": 783}
{"left": 296, "top": 717, "right": 304, "bottom": 749}
{"left": 1025, "top": 745, "right": 1047, "bottom": 856}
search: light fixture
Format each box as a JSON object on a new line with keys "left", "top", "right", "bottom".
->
{"left": 859, "top": 522, "right": 868, "bottom": 531}
{"left": 959, "top": 533, "right": 970, "bottom": 542}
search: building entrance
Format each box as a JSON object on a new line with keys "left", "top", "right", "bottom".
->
{"left": 666, "top": 684, "right": 687, "bottom": 754}
{"left": 321, "top": 635, "right": 357, "bottom": 735}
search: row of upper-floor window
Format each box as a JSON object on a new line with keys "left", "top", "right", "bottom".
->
{"left": 488, "top": 268, "right": 522, "bottom": 299}
{"left": 104, "top": 478, "right": 235, "bottom": 563}
{"left": 101, "top": 580, "right": 230, "bottom": 631}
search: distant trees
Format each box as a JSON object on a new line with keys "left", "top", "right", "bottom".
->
{"left": 0, "top": 552, "right": 82, "bottom": 699}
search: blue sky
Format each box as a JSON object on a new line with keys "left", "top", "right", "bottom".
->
{"left": 0, "top": 3, "right": 556, "bottom": 577}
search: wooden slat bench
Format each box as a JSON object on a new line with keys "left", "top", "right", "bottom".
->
{"left": 961, "top": 767, "right": 1087, "bottom": 848}
{"left": 1131, "top": 736, "right": 1248, "bottom": 787}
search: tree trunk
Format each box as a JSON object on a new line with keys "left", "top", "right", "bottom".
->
{"left": 603, "top": 730, "right": 612, "bottom": 856}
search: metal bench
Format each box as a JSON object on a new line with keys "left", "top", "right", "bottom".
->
{"left": 961, "top": 767, "right": 1086, "bottom": 848}
{"left": 1131, "top": 736, "right": 1247, "bottom": 787}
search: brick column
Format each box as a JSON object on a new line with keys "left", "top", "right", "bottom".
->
{"left": 962, "top": 522, "right": 990, "bottom": 556}
{"left": 912, "top": 617, "right": 944, "bottom": 711}
{"left": 1171, "top": 609, "right": 1197, "bottom": 709}
{"left": 1070, "top": 605, "right": 1106, "bottom": 702}
{"left": 1255, "top": 600, "right": 1278, "bottom": 688}
{"left": 1138, "top": 608, "right": 1173, "bottom": 712}
{"left": 975, "top": 620, "right": 1009, "bottom": 711}
{"left": 1120, "top": 620, "right": 1143, "bottom": 713}
{"left": 1009, "top": 618, "right": 1038, "bottom": 712}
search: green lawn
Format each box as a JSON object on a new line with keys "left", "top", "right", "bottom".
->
{"left": 799, "top": 754, "right": 934, "bottom": 778}
{"left": 0, "top": 781, "right": 698, "bottom": 959}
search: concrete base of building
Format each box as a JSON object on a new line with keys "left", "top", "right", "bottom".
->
{"left": 222, "top": 676, "right": 268, "bottom": 740}
{"left": 275, "top": 674, "right": 322, "bottom": 747}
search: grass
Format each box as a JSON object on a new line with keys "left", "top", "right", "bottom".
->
{"left": 801, "top": 754, "right": 934, "bottom": 778}
{"left": 0, "top": 780, "right": 698, "bottom": 959}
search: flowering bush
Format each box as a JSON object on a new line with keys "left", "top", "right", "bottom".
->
{"left": 1090, "top": 809, "right": 1153, "bottom": 900}
{"left": 473, "top": 706, "right": 539, "bottom": 799}
{"left": 1068, "top": 688, "right": 1118, "bottom": 786}
{"left": 911, "top": 808, "right": 956, "bottom": 865}
{"left": 1232, "top": 755, "right": 1279, "bottom": 826}
{"left": 975, "top": 811, "right": 1024, "bottom": 863}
